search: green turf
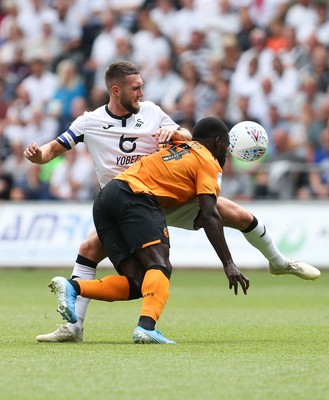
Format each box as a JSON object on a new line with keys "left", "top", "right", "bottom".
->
{"left": 0, "top": 268, "right": 328, "bottom": 400}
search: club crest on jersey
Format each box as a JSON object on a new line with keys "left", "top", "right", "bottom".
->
{"left": 134, "top": 119, "right": 144, "bottom": 128}
{"left": 119, "top": 134, "right": 138, "bottom": 153}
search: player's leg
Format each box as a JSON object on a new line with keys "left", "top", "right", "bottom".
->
{"left": 132, "top": 242, "right": 175, "bottom": 344}
{"left": 36, "top": 230, "right": 107, "bottom": 343}
{"left": 216, "top": 197, "right": 320, "bottom": 280}
{"left": 68, "top": 230, "right": 107, "bottom": 332}
{"left": 94, "top": 180, "right": 175, "bottom": 343}
{"left": 48, "top": 257, "right": 144, "bottom": 326}
{"left": 73, "top": 256, "right": 144, "bottom": 303}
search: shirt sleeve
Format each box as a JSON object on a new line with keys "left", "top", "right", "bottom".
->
{"left": 195, "top": 160, "right": 221, "bottom": 198}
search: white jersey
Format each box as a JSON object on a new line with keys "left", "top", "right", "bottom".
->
{"left": 56, "top": 101, "right": 179, "bottom": 189}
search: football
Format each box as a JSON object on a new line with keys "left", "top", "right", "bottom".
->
{"left": 228, "top": 121, "right": 268, "bottom": 162}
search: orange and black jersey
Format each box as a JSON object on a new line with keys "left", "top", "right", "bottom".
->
{"left": 116, "top": 140, "right": 222, "bottom": 209}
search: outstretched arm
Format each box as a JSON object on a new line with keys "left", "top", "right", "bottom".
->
{"left": 198, "top": 194, "right": 250, "bottom": 295}
{"left": 24, "top": 140, "right": 67, "bottom": 164}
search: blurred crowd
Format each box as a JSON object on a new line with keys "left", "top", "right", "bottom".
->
{"left": 0, "top": 0, "right": 329, "bottom": 202}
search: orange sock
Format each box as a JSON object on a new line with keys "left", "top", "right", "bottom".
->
{"left": 78, "top": 276, "right": 130, "bottom": 301}
{"left": 140, "top": 269, "right": 170, "bottom": 322}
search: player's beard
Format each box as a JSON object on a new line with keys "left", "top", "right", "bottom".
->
{"left": 120, "top": 94, "right": 140, "bottom": 114}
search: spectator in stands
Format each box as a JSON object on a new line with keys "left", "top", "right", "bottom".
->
{"left": 242, "top": 0, "right": 290, "bottom": 31}
{"left": 149, "top": 0, "right": 177, "bottom": 39}
{"left": 5, "top": 45, "right": 30, "bottom": 99}
{"left": 204, "top": 0, "right": 241, "bottom": 61}
{"left": 18, "top": 57, "right": 58, "bottom": 107}
{"left": 110, "top": 33, "right": 135, "bottom": 66}
{"left": 306, "top": 44, "right": 329, "bottom": 93}
{"left": 253, "top": 127, "right": 308, "bottom": 199}
{"left": 230, "top": 94, "right": 261, "bottom": 127}
{"left": 0, "top": 0, "right": 19, "bottom": 42}
{"left": 229, "top": 56, "right": 265, "bottom": 125}
{"left": 284, "top": 74, "right": 328, "bottom": 157}
{"left": 299, "top": 127, "right": 329, "bottom": 199}
{"left": 230, "top": 55, "right": 260, "bottom": 104}
{"left": 84, "top": 9, "right": 128, "bottom": 90}
{"left": 0, "top": 122, "right": 11, "bottom": 163}
{"left": 284, "top": 0, "right": 317, "bottom": 45}
{"left": 169, "top": 91, "right": 196, "bottom": 133}
{"left": 109, "top": 0, "right": 145, "bottom": 32}
{"left": 234, "top": 27, "right": 274, "bottom": 81}
{"left": 51, "top": 58, "right": 86, "bottom": 132}
{"left": 236, "top": 6, "right": 256, "bottom": 52}
{"left": 204, "top": 96, "right": 233, "bottom": 131}
{"left": 0, "top": 77, "right": 9, "bottom": 120}
{"left": 51, "top": 0, "right": 83, "bottom": 64}
{"left": 143, "top": 56, "right": 185, "bottom": 114}
{"left": 131, "top": 10, "right": 171, "bottom": 77}
{"left": 23, "top": 15, "right": 63, "bottom": 68}
{"left": 266, "top": 17, "right": 292, "bottom": 54}
{"left": 16, "top": 0, "right": 57, "bottom": 40}
{"left": 3, "top": 82, "right": 33, "bottom": 144}
{"left": 177, "top": 59, "right": 216, "bottom": 120}
{"left": 307, "top": 97, "right": 329, "bottom": 159}
{"left": 20, "top": 103, "right": 60, "bottom": 148}
{"left": 169, "top": 0, "right": 201, "bottom": 55}
{"left": 298, "top": 0, "right": 329, "bottom": 49}
{"left": 2, "top": 137, "right": 31, "bottom": 197}
{"left": 49, "top": 146, "right": 97, "bottom": 200}
{"left": 279, "top": 25, "right": 311, "bottom": 72}
{"left": 267, "top": 54, "right": 300, "bottom": 116}
{"left": 264, "top": 103, "right": 291, "bottom": 155}
{"left": 0, "top": 17, "right": 25, "bottom": 67}
{"left": 0, "top": 160, "right": 13, "bottom": 199}
{"left": 220, "top": 154, "right": 254, "bottom": 201}
{"left": 69, "top": 96, "right": 89, "bottom": 121}
{"left": 217, "top": 34, "right": 241, "bottom": 82}
{"left": 178, "top": 28, "right": 213, "bottom": 83}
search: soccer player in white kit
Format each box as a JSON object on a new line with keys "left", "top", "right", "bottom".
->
{"left": 25, "top": 61, "right": 320, "bottom": 343}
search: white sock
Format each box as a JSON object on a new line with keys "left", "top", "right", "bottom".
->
{"left": 67, "top": 262, "right": 97, "bottom": 334}
{"left": 242, "top": 218, "right": 287, "bottom": 269}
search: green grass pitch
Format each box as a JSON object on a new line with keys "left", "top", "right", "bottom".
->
{"left": 0, "top": 268, "right": 328, "bottom": 400}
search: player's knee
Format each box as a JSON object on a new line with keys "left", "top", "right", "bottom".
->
{"left": 79, "top": 236, "right": 105, "bottom": 263}
{"left": 235, "top": 208, "right": 254, "bottom": 231}
{"left": 217, "top": 199, "right": 253, "bottom": 230}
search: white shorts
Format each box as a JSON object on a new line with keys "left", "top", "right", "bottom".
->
{"left": 163, "top": 199, "right": 200, "bottom": 231}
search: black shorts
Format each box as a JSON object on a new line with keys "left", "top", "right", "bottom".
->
{"left": 93, "top": 179, "right": 170, "bottom": 269}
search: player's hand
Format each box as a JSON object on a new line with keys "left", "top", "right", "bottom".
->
{"left": 152, "top": 128, "right": 174, "bottom": 144}
{"left": 223, "top": 262, "right": 249, "bottom": 295}
{"left": 24, "top": 142, "right": 42, "bottom": 162}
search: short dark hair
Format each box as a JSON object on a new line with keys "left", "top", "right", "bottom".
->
{"left": 105, "top": 61, "right": 140, "bottom": 89}
{"left": 192, "top": 117, "right": 229, "bottom": 141}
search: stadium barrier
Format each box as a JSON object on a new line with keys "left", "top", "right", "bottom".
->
{"left": 0, "top": 200, "right": 328, "bottom": 268}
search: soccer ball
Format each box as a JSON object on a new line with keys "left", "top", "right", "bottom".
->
{"left": 228, "top": 121, "right": 268, "bottom": 162}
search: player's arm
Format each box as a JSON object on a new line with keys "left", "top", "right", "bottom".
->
{"left": 24, "top": 140, "right": 67, "bottom": 164}
{"left": 198, "top": 193, "right": 249, "bottom": 295}
{"left": 172, "top": 127, "right": 192, "bottom": 141}
{"left": 153, "top": 127, "right": 192, "bottom": 144}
